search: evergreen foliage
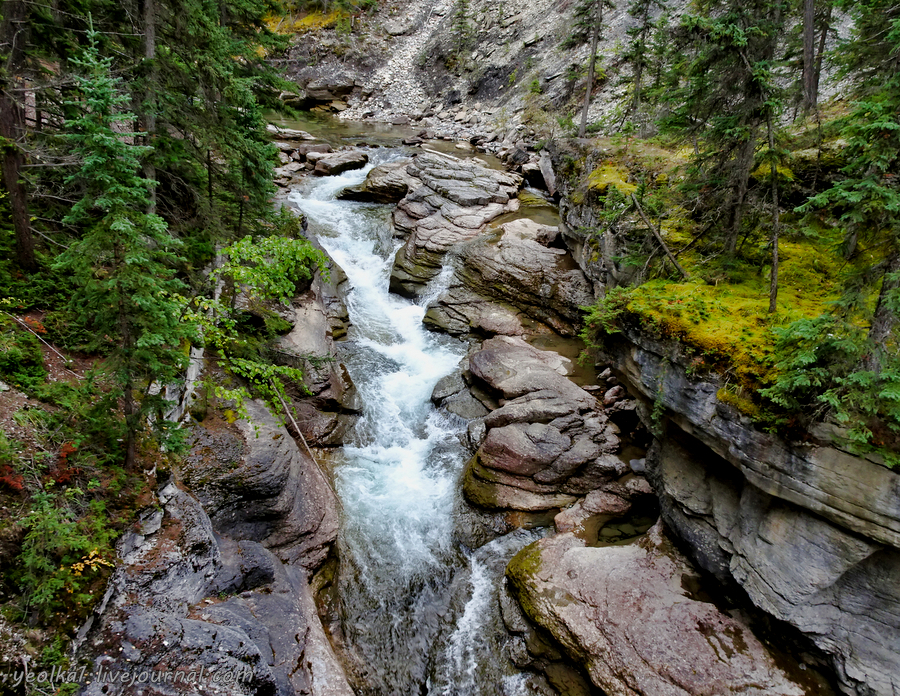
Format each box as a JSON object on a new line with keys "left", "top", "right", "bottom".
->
{"left": 53, "top": 28, "right": 193, "bottom": 467}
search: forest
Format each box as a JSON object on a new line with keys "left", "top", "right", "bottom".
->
{"left": 0, "top": 0, "right": 898, "bottom": 680}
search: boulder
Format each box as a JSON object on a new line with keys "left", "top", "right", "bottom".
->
{"left": 507, "top": 524, "right": 814, "bottom": 696}
{"left": 313, "top": 150, "right": 369, "bottom": 176}
{"left": 337, "top": 158, "right": 417, "bottom": 203}
{"left": 424, "top": 218, "right": 594, "bottom": 337}
{"left": 461, "top": 337, "right": 624, "bottom": 512}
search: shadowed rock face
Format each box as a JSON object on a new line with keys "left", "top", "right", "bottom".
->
{"left": 506, "top": 523, "right": 814, "bottom": 696}
{"left": 74, "top": 469, "right": 352, "bottom": 696}
{"left": 388, "top": 151, "right": 522, "bottom": 297}
{"left": 182, "top": 399, "right": 340, "bottom": 570}
{"left": 603, "top": 330, "right": 900, "bottom": 696}
{"left": 423, "top": 218, "right": 594, "bottom": 338}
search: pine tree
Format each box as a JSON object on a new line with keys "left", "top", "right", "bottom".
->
{"left": 624, "top": 0, "right": 666, "bottom": 127}
{"left": 565, "top": 0, "right": 615, "bottom": 137}
{"left": 53, "top": 26, "right": 192, "bottom": 468}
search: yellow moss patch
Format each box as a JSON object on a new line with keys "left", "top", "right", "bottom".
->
{"left": 750, "top": 163, "right": 795, "bottom": 181}
{"left": 624, "top": 260, "right": 841, "bottom": 391}
{"left": 293, "top": 10, "right": 346, "bottom": 31}
{"left": 588, "top": 164, "right": 638, "bottom": 196}
{"left": 265, "top": 10, "right": 347, "bottom": 33}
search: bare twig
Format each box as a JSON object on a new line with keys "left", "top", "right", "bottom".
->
{"left": 2, "top": 311, "right": 79, "bottom": 377}
{"left": 630, "top": 194, "right": 690, "bottom": 280}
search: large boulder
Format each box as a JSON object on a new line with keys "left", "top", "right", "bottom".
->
{"left": 313, "top": 149, "right": 369, "bottom": 176}
{"left": 388, "top": 151, "right": 522, "bottom": 298}
{"left": 423, "top": 218, "right": 594, "bottom": 337}
{"left": 337, "top": 158, "right": 417, "bottom": 203}
{"left": 506, "top": 523, "right": 816, "bottom": 696}
{"left": 459, "top": 337, "right": 627, "bottom": 512}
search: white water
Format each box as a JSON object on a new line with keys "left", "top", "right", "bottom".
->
{"left": 290, "top": 154, "right": 548, "bottom": 695}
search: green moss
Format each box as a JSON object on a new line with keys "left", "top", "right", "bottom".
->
{"left": 717, "top": 387, "right": 762, "bottom": 419}
{"left": 587, "top": 164, "right": 638, "bottom": 196}
{"left": 461, "top": 456, "right": 499, "bottom": 509}
{"left": 507, "top": 540, "right": 544, "bottom": 580}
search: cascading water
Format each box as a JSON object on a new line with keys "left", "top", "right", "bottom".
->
{"left": 290, "top": 152, "right": 551, "bottom": 696}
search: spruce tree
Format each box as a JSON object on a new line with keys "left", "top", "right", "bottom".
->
{"left": 661, "top": 0, "right": 787, "bottom": 255}
{"left": 53, "top": 26, "right": 192, "bottom": 468}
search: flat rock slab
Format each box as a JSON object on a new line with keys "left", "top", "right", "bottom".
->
{"left": 313, "top": 150, "right": 369, "bottom": 176}
{"left": 507, "top": 523, "right": 810, "bottom": 696}
{"left": 267, "top": 124, "right": 316, "bottom": 140}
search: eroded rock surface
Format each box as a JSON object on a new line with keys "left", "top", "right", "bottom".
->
{"left": 507, "top": 523, "right": 812, "bottom": 696}
{"left": 74, "top": 477, "right": 352, "bottom": 696}
{"left": 337, "top": 157, "right": 417, "bottom": 203}
{"left": 605, "top": 330, "right": 900, "bottom": 696}
{"left": 270, "top": 257, "right": 361, "bottom": 447}
{"left": 388, "top": 151, "right": 522, "bottom": 297}
{"left": 451, "top": 336, "right": 632, "bottom": 512}
{"left": 423, "top": 218, "right": 594, "bottom": 337}
{"left": 182, "top": 399, "right": 340, "bottom": 569}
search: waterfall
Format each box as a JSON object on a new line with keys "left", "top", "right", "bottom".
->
{"left": 290, "top": 154, "right": 546, "bottom": 696}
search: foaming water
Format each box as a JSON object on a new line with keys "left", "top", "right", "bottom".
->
{"left": 290, "top": 154, "right": 543, "bottom": 695}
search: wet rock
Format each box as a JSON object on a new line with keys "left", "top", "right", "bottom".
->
{"left": 461, "top": 337, "right": 623, "bottom": 513}
{"left": 295, "top": 142, "right": 333, "bottom": 160}
{"left": 388, "top": 151, "right": 522, "bottom": 297}
{"left": 313, "top": 150, "right": 369, "bottom": 176}
{"left": 424, "top": 218, "right": 593, "bottom": 337}
{"left": 507, "top": 523, "right": 811, "bottom": 696}
{"left": 337, "top": 158, "right": 417, "bottom": 203}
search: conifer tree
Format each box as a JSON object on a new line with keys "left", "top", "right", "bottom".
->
{"left": 799, "top": 0, "right": 900, "bottom": 372}
{"left": 53, "top": 26, "right": 192, "bottom": 468}
{"left": 661, "top": 0, "right": 786, "bottom": 255}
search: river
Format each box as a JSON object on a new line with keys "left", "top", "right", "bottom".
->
{"left": 290, "top": 153, "right": 554, "bottom": 696}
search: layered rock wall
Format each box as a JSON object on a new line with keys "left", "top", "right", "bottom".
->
{"left": 602, "top": 330, "right": 900, "bottom": 696}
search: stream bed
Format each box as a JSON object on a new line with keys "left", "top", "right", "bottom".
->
{"left": 290, "top": 154, "right": 554, "bottom": 695}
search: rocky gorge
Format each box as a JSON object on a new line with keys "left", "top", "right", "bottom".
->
{"left": 66, "top": 119, "right": 900, "bottom": 696}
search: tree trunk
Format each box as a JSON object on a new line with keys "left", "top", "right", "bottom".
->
{"left": 725, "top": 130, "right": 757, "bottom": 255}
{"left": 813, "top": 2, "right": 832, "bottom": 102}
{"left": 802, "top": 0, "right": 816, "bottom": 111}
{"left": 862, "top": 250, "right": 900, "bottom": 373}
{"left": 141, "top": 0, "right": 158, "bottom": 214}
{"left": 767, "top": 115, "right": 780, "bottom": 313}
{"left": 0, "top": 0, "right": 35, "bottom": 271}
{"left": 579, "top": 7, "right": 601, "bottom": 138}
